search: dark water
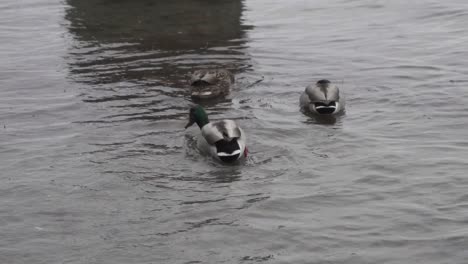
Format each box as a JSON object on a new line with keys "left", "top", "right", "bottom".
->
{"left": 2, "top": 0, "right": 468, "bottom": 263}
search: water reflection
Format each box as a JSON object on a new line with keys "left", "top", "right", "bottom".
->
{"left": 65, "top": 0, "right": 252, "bottom": 89}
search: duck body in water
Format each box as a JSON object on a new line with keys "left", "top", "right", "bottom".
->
{"left": 300, "top": 79, "right": 345, "bottom": 115}
{"left": 185, "top": 105, "right": 247, "bottom": 163}
{"left": 189, "top": 69, "right": 234, "bottom": 99}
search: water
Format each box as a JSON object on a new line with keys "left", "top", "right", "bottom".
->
{"left": 1, "top": 0, "right": 468, "bottom": 263}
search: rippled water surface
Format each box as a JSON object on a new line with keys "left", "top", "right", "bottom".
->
{"left": 2, "top": 0, "right": 468, "bottom": 263}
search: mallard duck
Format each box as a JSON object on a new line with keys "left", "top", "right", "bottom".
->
{"left": 185, "top": 105, "right": 247, "bottom": 163}
{"left": 189, "top": 69, "right": 234, "bottom": 99}
{"left": 300, "top": 79, "right": 345, "bottom": 115}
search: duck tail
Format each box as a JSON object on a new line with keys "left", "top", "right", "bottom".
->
{"left": 215, "top": 138, "right": 242, "bottom": 163}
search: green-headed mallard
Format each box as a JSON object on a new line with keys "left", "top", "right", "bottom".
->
{"left": 189, "top": 69, "right": 234, "bottom": 99}
{"left": 185, "top": 105, "right": 247, "bottom": 163}
{"left": 300, "top": 79, "right": 345, "bottom": 115}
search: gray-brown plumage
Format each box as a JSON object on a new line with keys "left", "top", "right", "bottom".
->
{"left": 189, "top": 69, "right": 234, "bottom": 99}
{"left": 300, "top": 79, "right": 345, "bottom": 115}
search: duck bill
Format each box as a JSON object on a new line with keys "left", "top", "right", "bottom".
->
{"left": 185, "top": 120, "right": 195, "bottom": 129}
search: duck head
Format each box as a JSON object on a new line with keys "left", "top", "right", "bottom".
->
{"left": 305, "top": 79, "right": 341, "bottom": 115}
{"left": 185, "top": 105, "right": 209, "bottom": 129}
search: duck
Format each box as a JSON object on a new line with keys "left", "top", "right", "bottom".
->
{"left": 299, "top": 79, "right": 345, "bottom": 115}
{"left": 189, "top": 69, "right": 234, "bottom": 99}
{"left": 185, "top": 105, "right": 247, "bottom": 163}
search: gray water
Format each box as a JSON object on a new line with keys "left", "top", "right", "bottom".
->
{"left": 1, "top": 0, "right": 468, "bottom": 263}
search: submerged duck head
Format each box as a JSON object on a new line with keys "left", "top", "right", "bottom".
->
{"left": 304, "top": 79, "right": 342, "bottom": 115}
